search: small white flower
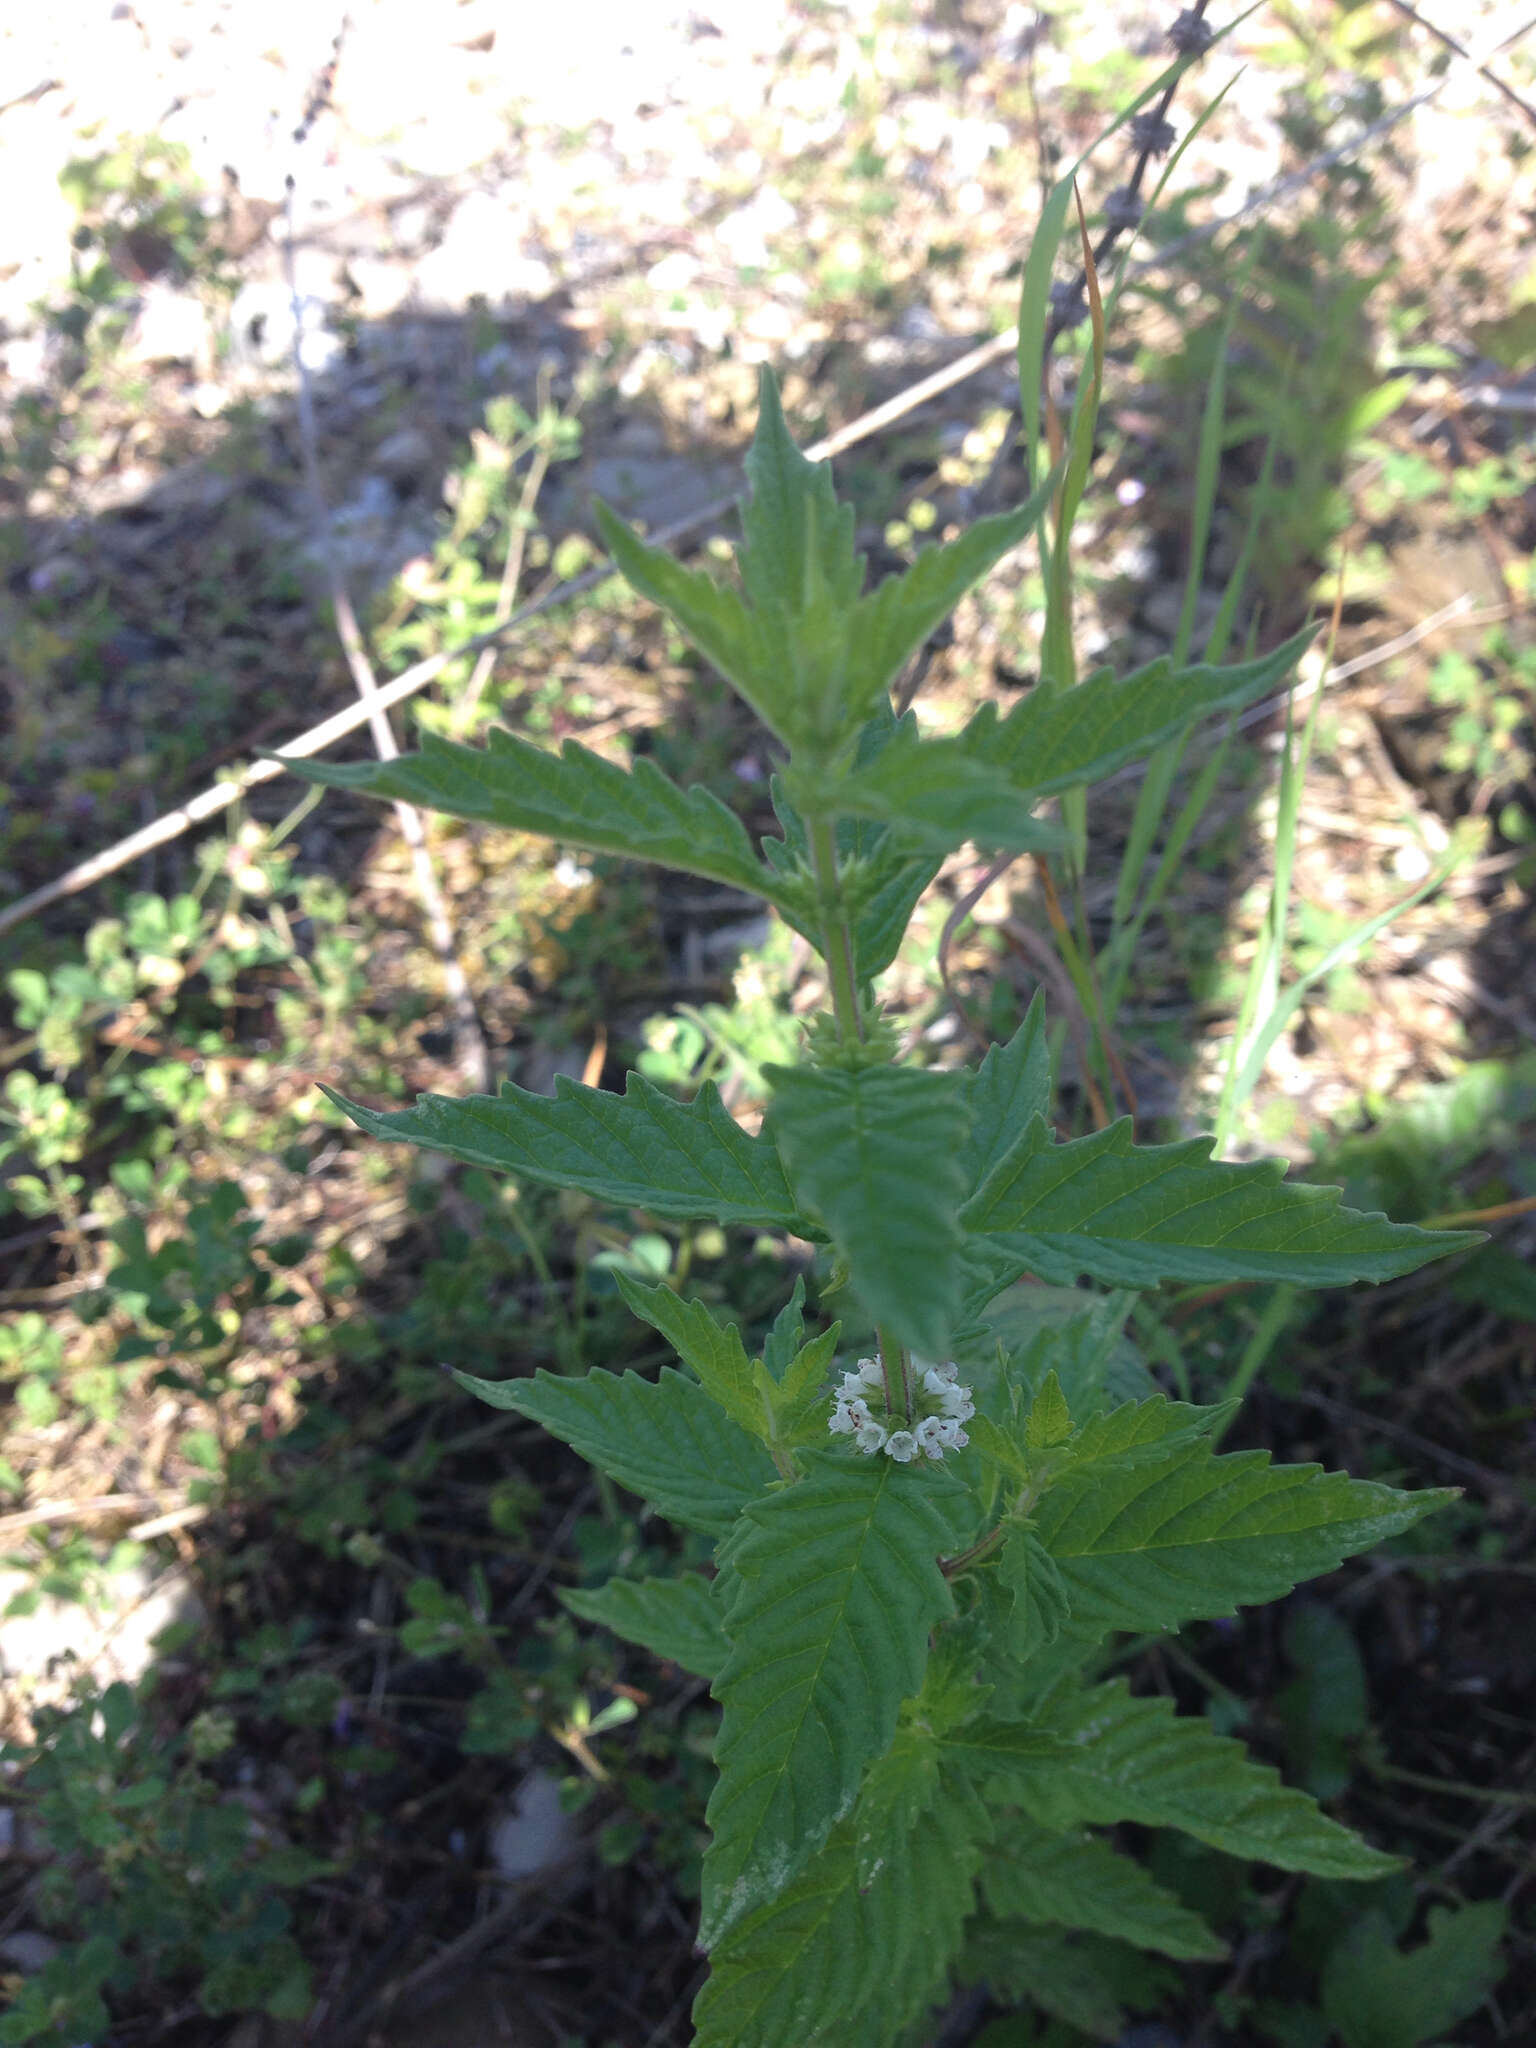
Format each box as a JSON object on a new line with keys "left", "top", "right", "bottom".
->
{"left": 828, "top": 1401, "right": 857, "bottom": 1436}
{"left": 884, "top": 1430, "right": 919, "bottom": 1464}
{"left": 855, "top": 1419, "right": 889, "bottom": 1455}
{"left": 855, "top": 1357, "right": 885, "bottom": 1390}
{"left": 941, "top": 1385, "right": 975, "bottom": 1423}
{"left": 914, "top": 1416, "right": 948, "bottom": 1460}
{"left": 920, "top": 1367, "right": 950, "bottom": 1400}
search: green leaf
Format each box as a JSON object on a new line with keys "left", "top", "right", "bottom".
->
{"left": 457, "top": 1366, "right": 776, "bottom": 1537}
{"left": 961, "top": 1116, "right": 1482, "bottom": 1288}
{"left": 1277, "top": 1602, "right": 1371, "bottom": 1799}
{"left": 942, "top": 1717, "right": 1073, "bottom": 1778}
{"left": 613, "top": 1274, "right": 764, "bottom": 1441}
{"left": 761, "top": 1276, "right": 810, "bottom": 1380}
{"left": 997, "top": 1527, "right": 1072, "bottom": 1658}
{"left": 757, "top": 1322, "right": 844, "bottom": 1452}
{"left": 1025, "top": 1368, "right": 1073, "bottom": 1448}
{"left": 1060, "top": 1393, "right": 1231, "bottom": 1470}
{"left": 561, "top": 1570, "right": 727, "bottom": 1679}
{"left": 983, "top": 1680, "right": 1399, "bottom": 1878}
{"left": 817, "top": 718, "right": 1066, "bottom": 855}
{"left": 1018, "top": 174, "right": 1077, "bottom": 482}
{"left": 1319, "top": 1901, "right": 1507, "bottom": 2048}
{"left": 701, "top": 1454, "right": 962, "bottom": 1944}
{"left": 593, "top": 500, "right": 780, "bottom": 730}
{"left": 970, "top": 628, "right": 1318, "bottom": 799}
{"left": 961, "top": 996, "right": 1051, "bottom": 1194}
{"left": 979, "top": 1283, "right": 1158, "bottom": 1413}
{"left": 980, "top": 1820, "right": 1227, "bottom": 1962}
{"left": 846, "top": 477, "right": 1058, "bottom": 723}
{"left": 851, "top": 1727, "right": 942, "bottom": 1884}
{"left": 695, "top": 1766, "right": 984, "bottom": 2048}
{"left": 1032, "top": 1428, "right": 1454, "bottom": 1638}
{"left": 765, "top": 1064, "right": 971, "bottom": 1358}
{"left": 960, "top": 1924, "right": 1176, "bottom": 2042}
{"left": 327, "top": 1070, "right": 804, "bottom": 1228}
{"left": 765, "top": 759, "right": 942, "bottom": 983}
{"left": 739, "top": 367, "right": 864, "bottom": 623}
{"left": 276, "top": 726, "right": 787, "bottom": 904}
{"left": 738, "top": 371, "right": 866, "bottom": 749}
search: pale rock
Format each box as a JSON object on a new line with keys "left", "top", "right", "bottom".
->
{"left": 343, "top": 255, "right": 415, "bottom": 321}
{"left": 488, "top": 1768, "right": 576, "bottom": 1881}
{"left": 29, "top": 553, "right": 92, "bottom": 598}
{"left": 122, "top": 284, "right": 209, "bottom": 367}
{"left": 0, "top": 1930, "right": 59, "bottom": 1975}
{"left": 227, "top": 277, "right": 341, "bottom": 374}
{"left": 415, "top": 192, "right": 555, "bottom": 310}
{"left": 714, "top": 187, "right": 796, "bottom": 270}
{"left": 0, "top": 1559, "right": 206, "bottom": 1691}
{"left": 371, "top": 427, "right": 435, "bottom": 487}
{"left": 646, "top": 250, "right": 699, "bottom": 295}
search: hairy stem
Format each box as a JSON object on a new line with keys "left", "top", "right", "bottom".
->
{"left": 807, "top": 813, "right": 864, "bottom": 1049}
{"left": 877, "top": 1323, "right": 914, "bottom": 1422}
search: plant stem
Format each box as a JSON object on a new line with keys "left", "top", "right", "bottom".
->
{"left": 941, "top": 1520, "right": 1008, "bottom": 1577}
{"left": 807, "top": 814, "right": 914, "bottom": 1412}
{"left": 877, "top": 1323, "right": 913, "bottom": 1420}
{"left": 807, "top": 814, "right": 863, "bottom": 1049}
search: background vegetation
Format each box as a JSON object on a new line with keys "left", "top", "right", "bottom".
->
{"left": 1, "top": 3, "right": 1533, "bottom": 2042}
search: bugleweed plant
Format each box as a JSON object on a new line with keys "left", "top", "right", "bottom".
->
{"left": 285, "top": 222, "right": 1479, "bottom": 2042}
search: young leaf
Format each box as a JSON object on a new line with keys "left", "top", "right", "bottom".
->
{"left": 700, "top": 1454, "right": 963, "bottom": 1944}
{"left": 592, "top": 502, "right": 781, "bottom": 732}
{"left": 841, "top": 835, "right": 944, "bottom": 982}
{"left": 997, "top": 1526, "right": 1072, "bottom": 1657}
{"left": 694, "top": 1767, "right": 984, "bottom": 2048}
{"left": 1032, "top": 1433, "right": 1456, "bottom": 1638}
{"left": 561, "top": 1570, "right": 727, "bottom": 1680}
{"left": 760, "top": 1275, "right": 807, "bottom": 1379}
{"left": 732, "top": 370, "right": 867, "bottom": 750}
{"left": 756, "top": 1323, "right": 843, "bottom": 1452}
{"left": 766, "top": 766, "right": 942, "bottom": 983}
{"left": 980, "top": 1820, "right": 1227, "bottom": 1962}
{"left": 613, "top": 1273, "right": 764, "bottom": 1441}
{"left": 1025, "top": 1368, "right": 1073, "bottom": 1448}
{"left": 979, "top": 1282, "right": 1158, "bottom": 1413}
{"left": 764, "top": 1064, "right": 971, "bottom": 1358}
{"left": 969, "top": 626, "right": 1318, "bottom": 798}
{"left": 456, "top": 1366, "right": 776, "bottom": 1538}
{"left": 980, "top": 1680, "right": 1399, "bottom": 1878}
{"left": 326, "top": 1071, "right": 805, "bottom": 1229}
{"left": 961, "top": 1115, "right": 1482, "bottom": 1289}
{"left": 813, "top": 720, "right": 1066, "bottom": 856}
{"left": 960, "top": 995, "right": 1051, "bottom": 1194}
{"left": 276, "top": 726, "right": 789, "bottom": 905}
{"left": 738, "top": 367, "right": 864, "bottom": 622}
{"left": 844, "top": 476, "right": 1058, "bottom": 723}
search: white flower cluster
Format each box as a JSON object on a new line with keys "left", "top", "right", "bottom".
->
{"left": 827, "top": 1357, "right": 975, "bottom": 1462}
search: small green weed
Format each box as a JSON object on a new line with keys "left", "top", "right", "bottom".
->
{"left": 0, "top": 1682, "right": 320, "bottom": 2045}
